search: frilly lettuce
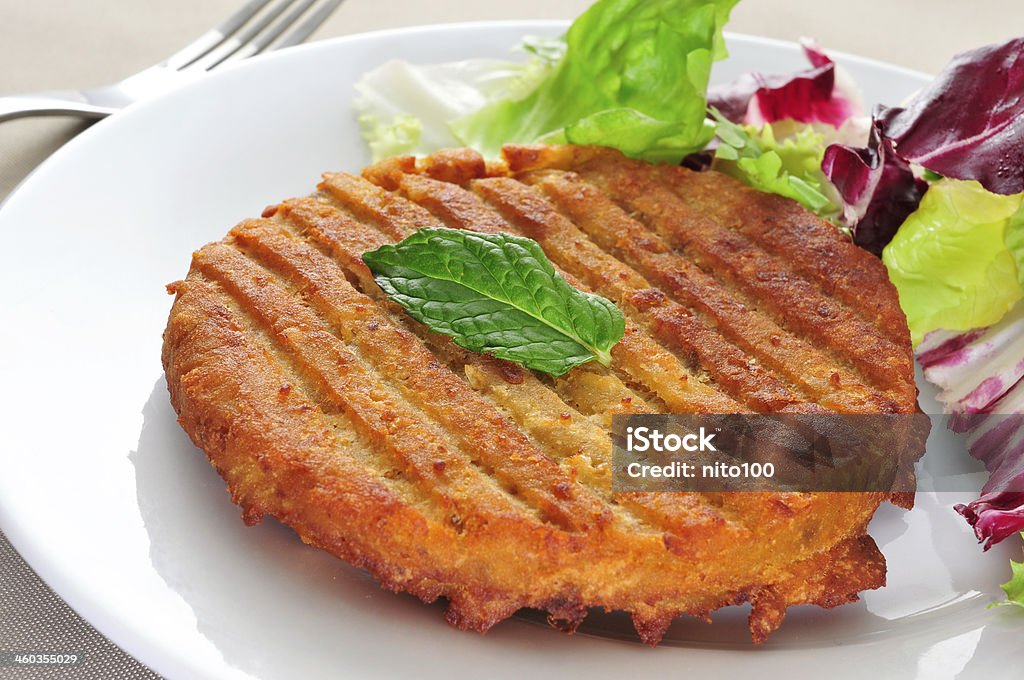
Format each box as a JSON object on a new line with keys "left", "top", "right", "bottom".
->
{"left": 355, "top": 0, "right": 739, "bottom": 163}
{"left": 960, "top": 491, "right": 1024, "bottom": 552}
{"left": 882, "top": 180, "right": 1024, "bottom": 346}
{"left": 711, "top": 112, "right": 837, "bottom": 216}
{"left": 704, "top": 40, "right": 878, "bottom": 224}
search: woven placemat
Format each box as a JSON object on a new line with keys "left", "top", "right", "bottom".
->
{"left": 0, "top": 530, "right": 160, "bottom": 680}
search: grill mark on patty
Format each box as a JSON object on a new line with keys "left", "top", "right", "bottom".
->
{"left": 272, "top": 195, "right": 600, "bottom": 433}
{"left": 564, "top": 153, "right": 913, "bottom": 397}
{"left": 269, "top": 194, "right": 716, "bottom": 541}
{"left": 655, "top": 164, "right": 910, "bottom": 346}
{"left": 315, "top": 178, "right": 757, "bottom": 540}
{"left": 390, "top": 171, "right": 750, "bottom": 414}
{"left": 521, "top": 170, "right": 902, "bottom": 414}
{"left": 320, "top": 171, "right": 446, "bottom": 237}
{"left": 234, "top": 217, "right": 607, "bottom": 509}
{"left": 360, "top": 168, "right": 729, "bottom": 413}
{"left": 289, "top": 180, "right": 665, "bottom": 428}
{"left": 271, "top": 184, "right": 745, "bottom": 544}
{"left": 358, "top": 149, "right": 911, "bottom": 532}
{"left": 195, "top": 239, "right": 601, "bottom": 534}
{"left": 469, "top": 176, "right": 819, "bottom": 413}
{"left": 165, "top": 275, "right": 452, "bottom": 528}
{"left": 268, "top": 202, "right": 716, "bottom": 548}
{"left": 455, "top": 357, "right": 748, "bottom": 541}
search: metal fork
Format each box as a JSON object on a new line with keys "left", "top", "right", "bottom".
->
{"left": 0, "top": 0, "right": 344, "bottom": 123}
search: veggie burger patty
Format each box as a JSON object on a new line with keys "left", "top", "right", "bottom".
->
{"left": 162, "top": 144, "right": 918, "bottom": 644}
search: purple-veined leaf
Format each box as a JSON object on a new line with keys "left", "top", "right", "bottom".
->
{"left": 956, "top": 492, "right": 1024, "bottom": 551}
{"left": 918, "top": 303, "right": 1024, "bottom": 549}
{"left": 707, "top": 38, "right": 862, "bottom": 127}
{"left": 821, "top": 116, "right": 927, "bottom": 255}
{"left": 877, "top": 37, "right": 1024, "bottom": 195}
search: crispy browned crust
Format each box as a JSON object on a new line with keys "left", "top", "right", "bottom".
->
{"left": 162, "top": 144, "right": 916, "bottom": 645}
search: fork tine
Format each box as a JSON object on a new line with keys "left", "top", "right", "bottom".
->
{"left": 164, "top": 0, "right": 275, "bottom": 70}
{"left": 217, "top": 0, "right": 344, "bottom": 66}
{"left": 227, "top": 0, "right": 319, "bottom": 62}
{"left": 272, "top": 0, "right": 345, "bottom": 50}
{"left": 188, "top": 0, "right": 304, "bottom": 71}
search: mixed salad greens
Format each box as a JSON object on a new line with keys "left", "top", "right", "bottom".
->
{"left": 354, "top": 0, "right": 1024, "bottom": 606}
{"left": 357, "top": 0, "right": 738, "bottom": 162}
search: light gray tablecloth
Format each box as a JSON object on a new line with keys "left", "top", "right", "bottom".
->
{"left": 2, "top": 1, "right": 1022, "bottom": 678}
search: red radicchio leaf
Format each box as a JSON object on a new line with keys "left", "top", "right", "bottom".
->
{"left": 947, "top": 390, "right": 1024, "bottom": 550}
{"left": 954, "top": 410, "right": 1024, "bottom": 549}
{"left": 955, "top": 493, "right": 1024, "bottom": 550}
{"left": 876, "top": 38, "right": 1024, "bottom": 195}
{"left": 918, "top": 306, "right": 1024, "bottom": 549}
{"left": 821, "top": 114, "right": 928, "bottom": 255}
{"left": 707, "top": 38, "right": 860, "bottom": 127}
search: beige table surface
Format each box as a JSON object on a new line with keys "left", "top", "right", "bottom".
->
{"left": 2, "top": 1, "right": 1023, "bottom": 678}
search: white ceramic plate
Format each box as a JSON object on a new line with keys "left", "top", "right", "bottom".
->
{"left": 1, "top": 21, "right": 1022, "bottom": 680}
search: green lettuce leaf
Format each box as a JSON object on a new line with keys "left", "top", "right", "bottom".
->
{"left": 544, "top": 109, "right": 718, "bottom": 164}
{"left": 358, "top": 112, "right": 423, "bottom": 161}
{"left": 1006, "top": 203, "right": 1024, "bottom": 288}
{"left": 882, "top": 180, "right": 1024, "bottom": 346}
{"left": 362, "top": 228, "right": 625, "bottom": 376}
{"left": 711, "top": 112, "right": 837, "bottom": 216}
{"left": 354, "top": 55, "right": 557, "bottom": 161}
{"left": 1000, "top": 559, "right": 1024, "bottom": 608}
{"left": 990, "top": 534, "right": 1024, "bottom": 609}
{"left": 449, "top": 0, "right": 738, "bottom": 162}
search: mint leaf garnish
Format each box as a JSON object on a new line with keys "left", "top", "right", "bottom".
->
{"left": 362, "top": 227, "right": 625, "bottom": 376}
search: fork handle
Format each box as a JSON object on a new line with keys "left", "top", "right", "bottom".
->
{"left": 0, "top": 92, "right": 117, "bottom": 123}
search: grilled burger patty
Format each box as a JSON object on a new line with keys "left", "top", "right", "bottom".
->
{"left": 162, "top": 144, "right": 918, "bottom": 644}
